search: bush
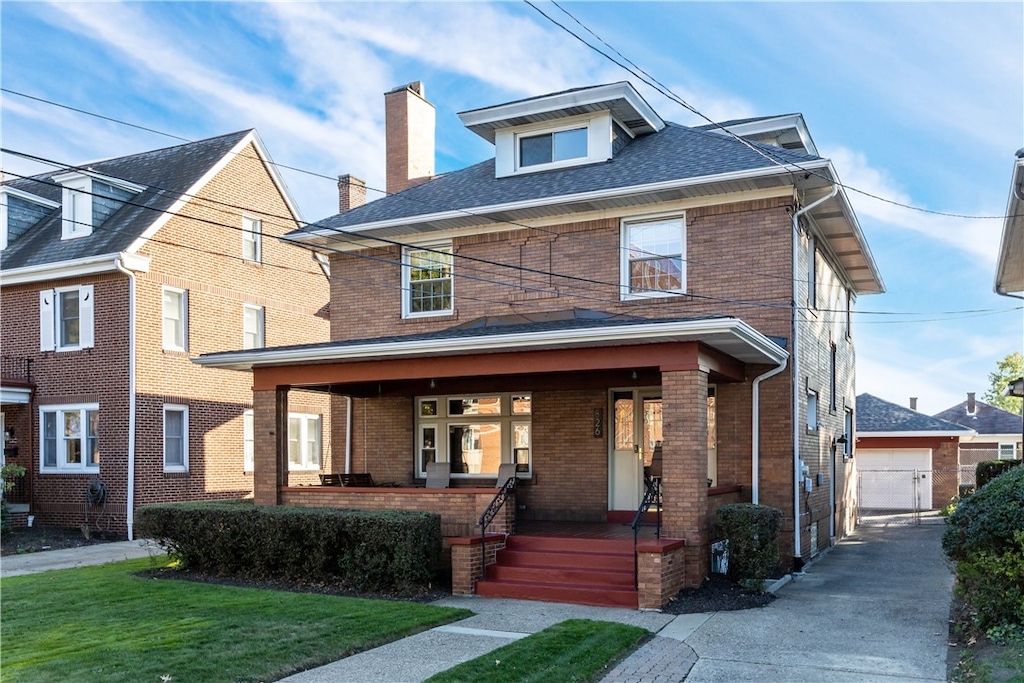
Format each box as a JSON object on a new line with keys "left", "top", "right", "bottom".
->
{"left": 135, "top": 501, "right": 443, "bottom": 594}
{"left": 976, "top": 459, "right": 1023, "bottom": 489}
{"left": 943, "top": 465, "right": 1024, "bottom": 562}
{"left": 716, "top": 503, "right": 782, "bottom": 591}
{"left": 954, "top": 530, "right": 1024, "bottom": 632}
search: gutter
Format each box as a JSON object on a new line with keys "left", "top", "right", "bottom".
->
{"left": 115, "top": 258, "right": 138, "bottom": 540}
{"left": 791, "top": 184, "right": 838, "bottom": 563}
{"left": 0, "top": 252, "right": 150, "bottom": 286}
{"left": 751, "top": 355, "right": 790, "bottom": 504}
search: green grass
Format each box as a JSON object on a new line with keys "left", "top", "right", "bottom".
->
{"left": 426, "top": 618, "right": 648, "bottom": 683}
{"left": 1, "top": 557, "right": 470, "bottom": 683}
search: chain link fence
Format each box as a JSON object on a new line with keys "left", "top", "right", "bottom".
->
{"left": 856, "top": 467, "right": 972, "bottom": 526}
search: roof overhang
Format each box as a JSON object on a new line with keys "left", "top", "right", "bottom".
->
{"left": 0, "top": 251, "right": 150, "bottom": 286}
{"left": 195, "top": 317, "right": 788, "bottom": 373}
{"left": 0, "top": 385, "right": 32, "bottom": 404}
{"left": 996, "top": 152, "right": 1024, "bottom": 295}
{"left": 709, "top": 114, "right": 818, "bottom": 156}
{"left": 458, "top": 82, "right": 665, "bottom": 143}
{"left": 858, "top": 430, "right": 975, "bottom": 438}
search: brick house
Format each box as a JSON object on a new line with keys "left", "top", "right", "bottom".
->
{"left": 0, "top": 131, "right": 331, "bottom": 537}
{"left": 854, "top": 393, "right": 972, "bottom": 511}
{"left": 197, "top": 82, "right": 884, "bottom": 608}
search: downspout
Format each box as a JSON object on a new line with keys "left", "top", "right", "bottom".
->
{"left": 751, "top": 356, "right": 789, "bottom": 505}
{"left": 791, "top": 185, "right": 838, "bottom": 562}
{"left": 115, "top": 258, "right": 137, "bottom": 540}
{"left": 344, "top": 396, "right": 353, "bottom": 475}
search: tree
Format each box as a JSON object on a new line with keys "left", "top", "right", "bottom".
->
{"left": 983, "top": 351, "right": 1023, "bottom": 415}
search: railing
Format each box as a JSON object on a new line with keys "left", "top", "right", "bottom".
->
{"left": 477, "top": 475, "right": 517, "bottom": 580}
{"left": 631, "top": 475, "right": 662, "bottom": 589}
{"left": 0, "top": 356, "right": 33, "bottom": 384}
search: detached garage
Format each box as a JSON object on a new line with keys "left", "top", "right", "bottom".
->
{"left": 855, "top": 394, "right": 973, "bottom": 513}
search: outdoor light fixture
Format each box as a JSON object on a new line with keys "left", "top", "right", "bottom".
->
{"left": 428, "top": 378, "right": 436, "bottom": 389}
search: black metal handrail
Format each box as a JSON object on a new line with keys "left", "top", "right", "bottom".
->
{"left": 477, "top": 475, "right": 518, "bottom": 580}
{"left": 631, "top": 476, "right": 662, "bottom": 589}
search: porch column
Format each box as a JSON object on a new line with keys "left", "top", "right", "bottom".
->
{"left": 253, "top": 387, "right": 288, "bottom": 505}
{"left": 661, "top": 368, "right": 709, "bottom": 587}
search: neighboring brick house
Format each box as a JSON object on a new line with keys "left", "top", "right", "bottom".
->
{"left": 854, "top": 393, "right": 972, "bottom": 511}
{"left": 933, "top": 392, "right": 1023, "bottom": 468}
{"left": 0, "top": 131, "right": 331, "bottom": 537}
{"left": 198, "top": 82, "right": 884, "bottom": 607}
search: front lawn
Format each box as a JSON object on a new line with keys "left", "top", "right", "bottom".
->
{"left": 1, "top": 557, "right": 470, "bottom": 683}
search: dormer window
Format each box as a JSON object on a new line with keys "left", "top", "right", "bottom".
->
{"left": 52, "top": 171, "right": 145, "bottom": 241}
{"left": 519, "top": 126, "right": 588, "bottom": 167}
{"left": 0, "top": 187, "right": 59, "bottom": 251}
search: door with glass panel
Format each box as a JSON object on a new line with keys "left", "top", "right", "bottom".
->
{"left": 610, "top": 390, "right": 662, "bottom": 511}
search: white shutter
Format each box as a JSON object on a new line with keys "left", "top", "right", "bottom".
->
{"left": 39, "top": 290, "right": 54, "bottom": 351}
{"left": 78, "top": 285, "right": 94, "bottom": 349}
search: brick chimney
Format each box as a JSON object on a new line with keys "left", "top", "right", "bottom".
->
{"left": 909, "top": 397, "right": 918, "bottom": 411}
{"left": 384, "top": 81, "right": 435, "bottom": 195}
{"left": 337, "top": 174, "right": 366, "bottom": 212}
{"left": 967, "top": 392, "right": 976, "bottom": 415}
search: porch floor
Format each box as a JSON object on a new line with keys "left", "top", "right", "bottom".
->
{"left": 514, "top": 519, "right": 663, "bottom": 541}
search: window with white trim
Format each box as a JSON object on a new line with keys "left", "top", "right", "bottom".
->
{"left": 621, "top": 215, "right": 685, "bottom": 298}
{"left": 163, "top": 405, "right": 188, "bottom": 472}
{"left": 415, "top": 394, "right": 531, "bottom": 478}
{"left": 998, "top": 443, "right": 1018, "bottom": 461}
{"left": 243, "top": 304, "right": 264, "bottom": 349}
{"left": 844, "top": 408, "right": 854, "bottom": 459}
{"left": 242, "top": 216, "right": 262, "bottom": 262}
{"left": 806, "top": 390, "right": 819, "bottom": 431}
{"left": 162, "top": 287, "right": 188, "bottom": 351}
{"left": 243, "top": 410, "right": 254, "bottom": 471}
{"left": 288, "top": 414, "right": 321, "bottom": 470}
{"left": 61, "top": 176, "right": 93, "bottom": 239}
{"left": 40, "top": 404, "right": 99, "bottom": 472}
{"left": 519, "top": 126, "right": 588, "bottom": 168}
{"left": 845, "top": 289, "right": 853, "bottom": 338}
{"left": 403, "top": 244, "right": 453, "bottom": 317}
{"left": 807, "top": 235, "right": 818, "bottom": 310}
{"left": 40, "top": 285, "right": 94, "bottom": 352}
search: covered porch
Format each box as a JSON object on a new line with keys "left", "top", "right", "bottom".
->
{"left": 196, "top": 313, "right": 788, "bottom": 607}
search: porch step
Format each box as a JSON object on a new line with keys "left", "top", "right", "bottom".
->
{"left": 474, "top": 534, "right": 639, "bottom": 608}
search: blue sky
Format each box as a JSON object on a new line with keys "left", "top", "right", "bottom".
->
{"left": 2, "top": 1, "right": 1022, "bottom": 414}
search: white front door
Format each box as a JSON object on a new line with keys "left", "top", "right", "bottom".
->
{"left": 609, "top": 390, "right": 662, "bottom": 511}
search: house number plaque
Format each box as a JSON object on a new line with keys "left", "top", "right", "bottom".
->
{"left": 593, "top": 408, "right": 603, "bottom": 438}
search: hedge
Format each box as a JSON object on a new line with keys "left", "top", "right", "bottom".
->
{"left": 943, "top": 465, "right": 1024, "bottom": 562}
{"left": 716, "top": 503, "right": 783, "bottom": 591}
{"left": 135, "top": 500, "right": 443, "bottom": 594}
{"left": 976, "top": 459, "right": 1023, "bottom": 490}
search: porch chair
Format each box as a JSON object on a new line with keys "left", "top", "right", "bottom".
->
{"left": 340, "top": 473, "right": 375, "bottom": 487}
{"left": 425, "top": 462, "right": 450, "bottom": 489}
{"left": 496, "top": 463, "right": 517, "bottom": 488}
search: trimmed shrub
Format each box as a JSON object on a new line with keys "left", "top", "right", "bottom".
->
{"left": 976, "top": 459, "right": 1022, "bottom": 489}
{"left": 135, "top": 501, "right": 443, "bottom": 594}
{"left": 943, "top": 465, "right": 1024, "bottom": 562}
{"left": 716, "top": 503, "right": 783, "bottom": 591}
{"left": 954, "top": 530, "right": 1024, "bottom": 632}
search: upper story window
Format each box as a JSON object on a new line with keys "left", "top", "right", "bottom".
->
{"left": 41, "top": 404, "right": 99, "bottom": 473}
{"left": 806, "top": 389, "right": 819, "bottom": 431}
{"left": 807, "top": 235, "right": 818, "bottom": 310}
{"left": 40, "top": 285, "right": 94, "bottom": 352}
{"left": 519, "top": 126, "right": 588, "bottom": 167}
{"left": 242, "top": 216, "right": 262, "bottom": 262}
{"left": 162, "top": 287, "right": 188, "bottom": 352}
{"left": 845, "top": 289, "right": 853, "bottom": 338}
{"left": 243, "top": 304, "right": 264, "bottom": 349}
{"left": 403, "top": 244, "right": 453, "bottom": 318}
{"left": 621, "top": 215, "right": 685, "bottom": 299}
{"left": 52, "top": 171, "right": 143, "bottom": 241}
{"left": 62, "top": 176, "right": 93, "bottom": 239}
{"left": 0, "top": 187, "right": 59, "bottom": 251}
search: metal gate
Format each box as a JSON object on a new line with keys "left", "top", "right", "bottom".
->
{"left": 856, "top": 468, "right": 972, "bottom": 526}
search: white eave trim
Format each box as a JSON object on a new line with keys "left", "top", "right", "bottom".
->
{"left": 293, "top": 161, "right": 829, "bottom": 247}
{"left": 195, "top": 317, "right": 789, "bottom": 372}
{"left": 0, "top": 251, "right": 150, "bottom": 285}
{"left": 52, "top": 169, "right": 147, "bottom": 194}
{"left": 0, "top": 386, "right": 32, "bottom": 404}
{"left": 0, "top": 186, "right": 60, "bottom": 209}
{"left": 858, "top": 429, "right": 976, "bottom": 438}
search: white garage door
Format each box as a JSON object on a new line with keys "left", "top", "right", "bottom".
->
{"left": 857, "top": 449, "right": 932, "bottom": 510}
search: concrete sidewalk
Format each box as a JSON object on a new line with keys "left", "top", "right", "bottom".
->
{"left": 0, "top": 539, "right": 160, "bottom": 577}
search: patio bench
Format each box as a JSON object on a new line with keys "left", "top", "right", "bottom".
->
{"left": 340, "top": 473, "right": 376, "bottom": 487}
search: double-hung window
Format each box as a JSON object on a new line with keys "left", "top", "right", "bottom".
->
{"left": 40, "top": 285, "right": 94, "bottom": 352}
{"left": 243, "top": 304, "right": 264, "bottom": 349}
{"left": 403, "top": 244, "right": 453, "bottom": 317}
{"left": 41, "top": 404, "right": 99, "bottom": 472}
{"left": 415, "top": 394, "right": 532, "bottom": 479}
{"left": 287, "top": 414, "right": 321, "bottom": 470}
{"left": 242, "top": 216, "right": 262, "bottom": 263}
{"left": 622, "top": 215, "right": 685, "bottom": 299}
{"left": 162, "top": 287, "right": 188, "bottom": 351}
{"left": 163, "top": 405, "right": 188, "bottom": 472}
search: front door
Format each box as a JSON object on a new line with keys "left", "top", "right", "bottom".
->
{"left": 609, "top": 390, "right": 662, "bottom": 511}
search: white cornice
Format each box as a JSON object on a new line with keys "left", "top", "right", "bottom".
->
{"left": 51, "top": 169, "right": 146, "bottom": 194}
{"left": 194, "top": 317, "right": 789, "bottom": 372}
{"left": 0, "top": 186, "right": 60, "bottom": 209}
{"left": 0, "top": 252, "right": 150, "bottom": 286}
{"left": 857, "top": 429, "right": 975, "bottom": 438}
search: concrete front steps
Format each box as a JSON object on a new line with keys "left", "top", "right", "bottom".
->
{"left": 474, "top": 535, "right": 639, "bottom": 608}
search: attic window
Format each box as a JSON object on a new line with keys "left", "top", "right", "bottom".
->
{"left": 62, "top": 176, "right": 93, "bottom": 240}
{"left": 519, "top": 127, "right": 588, "bottom": 167}
{"left": 494, "top": 112, "right": 611, "bottom": 178}
{"left": 52, "top": 171, "right": 145, "bottom": 241}
{"left": 0, "top": 187, "right": 59, "bottom": 251}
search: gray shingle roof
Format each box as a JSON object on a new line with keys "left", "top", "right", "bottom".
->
{"left": 296, "top": 121, "right": 820, "bottom": 235}
{"left": 856, "top": 394, "right": 970, "bottom": 433}
{"left": 1, "top": 131, "right": 251, "bottom": 270}
{"left": 933, "top": 400, "right": 1023, "bottom": 436}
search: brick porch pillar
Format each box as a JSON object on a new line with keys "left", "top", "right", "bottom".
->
{"left": 253, "top": 388, "right": 288, "bottom": 506}
{"left": 661, "top": 368, "right": 709, "bottom": 587}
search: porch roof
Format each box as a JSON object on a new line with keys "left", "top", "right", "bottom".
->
{"left": 194, "top": 313, "right": 788, "bottom": 373}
